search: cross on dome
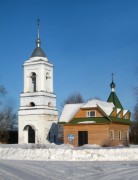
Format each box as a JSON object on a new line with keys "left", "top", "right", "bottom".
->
{"left": 36, "top": 18, "right": 41, "bottom": 47}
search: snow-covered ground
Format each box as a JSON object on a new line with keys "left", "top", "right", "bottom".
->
{"left": 0, "top": 144, "right": 138, "bottom": 179}
{"left": 0, "top": 143, "right": 138, "bottom": 161}
{"left": 0, "top": 160, "right": 138, "bottom": 180}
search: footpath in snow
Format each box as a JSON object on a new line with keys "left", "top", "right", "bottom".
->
{"left": 0, "top": 143, "right": 138, "bottom": 161}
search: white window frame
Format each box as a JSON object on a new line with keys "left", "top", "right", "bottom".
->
{"left": 126, "top": 131, "right": 129, "bottom": 141}
{"left": 86, "top": 111, "right": 96, "bottom": 117}
{"left": 110, "top": 130, "right": 114, "bottom": 140}
{"left": 118, "top": 131, "right": 122, "bottom": 140}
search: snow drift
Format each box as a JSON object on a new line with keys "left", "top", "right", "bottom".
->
{"left": 0, "top": 144, "right": 138, "bottom": 161}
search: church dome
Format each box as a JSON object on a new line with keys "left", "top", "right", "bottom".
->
{"left": 31, "top": 47, "right": 46, "bottom": 57}
{"left": 110, "top": 81, "right": 115, "bottom": 89}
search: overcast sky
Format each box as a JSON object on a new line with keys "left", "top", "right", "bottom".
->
{"left": 0, "top": 0, "right": 138, "bottom": 115}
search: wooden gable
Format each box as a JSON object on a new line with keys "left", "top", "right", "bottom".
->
{"left": 117, "top": 110, "right": 123, "bottom": 118}
{"left": 68, "top": 106, "right": 111, "bottom": 125}
{"left": 110, "top": 108, "right": 117, "bottom": 116}
{"left": 123, "top": 111, "right": 131, "bottom": 119}
{"left": 74, "top": 107, "right": 105, "bottom": 119}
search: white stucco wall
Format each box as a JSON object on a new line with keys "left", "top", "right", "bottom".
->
{"left": 18, "top": 114, "right": 58, "bottom": 144}
{"left": 24, "top": 59, "right": 53, "bottom": 93}
{"left": 18, "top": 55, "right": 58, "bottom": 144}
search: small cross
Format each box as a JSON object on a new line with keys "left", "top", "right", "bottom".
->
{"left": 111, "top": 73, "right": 114, "bottom": 82}
{"left": 38, "top": 18, "right": 40, "bottom": 27}
{"left": 37, "top": 18, "right": 40, "bottom": 39}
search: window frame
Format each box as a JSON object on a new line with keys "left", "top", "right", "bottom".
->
{"left": 126, "top": 131, "right": 129, "bottom": 141}
{"left": 118, "top": 131, "right": 122, "bottom": 140}
{"left": 110, "top": 130, "right": 114, "bottom": 140}
{"left": 86, "top": 110, "right": 96, "bottom": 117}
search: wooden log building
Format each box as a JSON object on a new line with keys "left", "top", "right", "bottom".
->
{"left": 59, "top": 79, "right": 130, "bottom": 147}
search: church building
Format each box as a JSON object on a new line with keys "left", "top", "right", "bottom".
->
{"left": 59, "top": 77, "right": 130, "bottom": 147}
{"left": 18, "top": 20, "right": 58, "bottom": 144}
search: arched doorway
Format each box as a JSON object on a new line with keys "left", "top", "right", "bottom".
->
{"left": 24, "top": 125, "right": 35, "bottom": 143}
{"left": 28, "top": 126, "right": 35, "bottom": 143}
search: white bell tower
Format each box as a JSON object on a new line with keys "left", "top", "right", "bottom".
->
{"left": 18, "top": 19, "right": 58, "bottom": 144}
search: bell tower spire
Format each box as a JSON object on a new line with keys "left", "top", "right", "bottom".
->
{"left": 31, "top": 18, "right": 46, "bottom": 58}
{"left": 36, "top": 18, "right": 41, "bottom": 47}
{"left": 18, "top": 20, "right": 58, "bottom": 144}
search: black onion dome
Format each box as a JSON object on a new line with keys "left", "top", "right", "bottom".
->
{"left": 110, "top": 81, "right": 116, "bottom": 89}
{"left": 31, "top": 47, "right": 46, "bottom": 57}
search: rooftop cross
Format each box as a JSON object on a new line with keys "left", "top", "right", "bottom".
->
{"left": 111, "top": 73, "right": 114, "bottom": 82}
{"left": 31, "top": 19, "right": 47, "bottom": 58}
{"left": 37, "top": 18, "right": 40, "bottom": 39}
{"left": 36, "top": 18, "right": 41, "bottom": 47}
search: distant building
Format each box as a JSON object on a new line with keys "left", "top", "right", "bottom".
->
{"left": 59, "top": 78, "right": 130, "bottom": 146}
{"left": 18, "top": 20, "right": 58, "bottom": 144}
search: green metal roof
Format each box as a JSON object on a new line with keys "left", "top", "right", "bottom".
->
{"left": 58, "top": 122, "right": 67, "bottom": 124}
{"left": 70, "top": 117, "right": 110, "bottom": 124}
{"left": 110, "top": 116, "right": 130, "bottom": 125}
{"left": 107, "top": 92, "right": 123, "bottom": 109}
{"left": 69, "top": 116, "right": 130, "bottom": 125}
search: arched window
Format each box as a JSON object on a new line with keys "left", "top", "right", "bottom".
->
{"left": 31, "top": 72, "right": 36, "bottom": 92}
{"left": 48, "top": 102, "right": 52, "bottom": 107}
{"left": 29, "top": 102, "right": 35, "bottom": 107}
{"left": 45, "top": 72, "right": 51, "bottom": 92}
{"left": 46, "top": 72, "right": 50, "bottom": 80}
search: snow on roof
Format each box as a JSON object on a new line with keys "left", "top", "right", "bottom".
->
{"left": 82, "top": 99, "right": 115, "bottom": 116}
{"left": 78, "top": 121, "right": 96, "bottom": 124}
{"left": 117, "top": 108, "right": 121, "bottom": 114}
{"left": 123, "top": 110, "right": 128, "bottom": 116}
{"left": 59, "top": 99, "right": 115, "bottom": 123}
{"left": 59, "top": 103, "right": 83, "bottom": 122}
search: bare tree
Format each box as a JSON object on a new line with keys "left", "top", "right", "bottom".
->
{"left": 62, "top": 92, "right": 84, "bottom": 107}
{"left": 130, "top": 87, "right": 138, "bottom": 144}
{"left": 0, "top": 85, "right": 6, "bottom": 95}
{"left": 0, "top": 106, "right": 17, "bottom": 142}
{"left": 0, "top": 85, "right": 6, "bottom": 106}
{"left": 134, "top": 101, "right": 138, "bottom": 121}
{"left": 0, "top": 85, "right": 17, "bottom": 143}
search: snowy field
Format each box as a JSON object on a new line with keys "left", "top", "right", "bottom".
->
{"left": 0, "top": 144, "right": 138, "bottom": 179}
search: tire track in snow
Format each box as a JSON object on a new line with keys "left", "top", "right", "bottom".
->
{"left": 0, "top": 160, "right": 61, "bottom": 180}
{"left": 0, "top": 161, "right": 138, "bottom": 180}
{"left": 91, "top": 162, "right": 138, "bottom": 180}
